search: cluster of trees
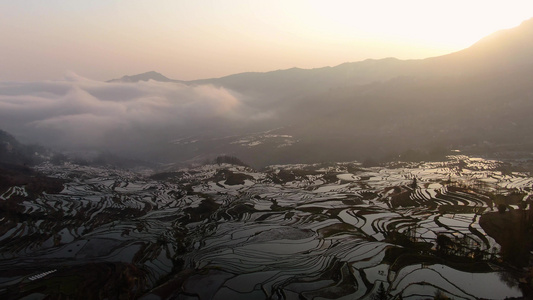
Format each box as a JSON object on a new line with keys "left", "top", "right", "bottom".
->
{"left": 435, "top": 234, "right": 485, "bottom": 260}
{"left": 214, "top": 155, "right": 249, "bottom": 167}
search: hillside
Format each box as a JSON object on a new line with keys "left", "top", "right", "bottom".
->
{"left": 0, "top": 129, "right": 46, "bottom": 166}
{"left": 147, "top": 18, "right": 533, "bottom": 166}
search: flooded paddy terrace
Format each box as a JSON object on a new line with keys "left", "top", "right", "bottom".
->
{"left": 0, "top": 156, "right": 530, "bottom": 299}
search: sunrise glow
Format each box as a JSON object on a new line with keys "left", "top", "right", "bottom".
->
{"left": 1, "top": 1, "right": 532, "bottom": 81}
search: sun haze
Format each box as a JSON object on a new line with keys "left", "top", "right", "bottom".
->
{"left": 1, "top": 0, "right": 532, "bottom": 81}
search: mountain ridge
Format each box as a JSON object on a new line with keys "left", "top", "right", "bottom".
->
{"left": 107, "top": 71, "right": 183, "bottom": 83}
{"left": 68, "top": 17, "right": 533, "bottom": 167}
{"left": 108, "top": 17, "right": 533, "bottom": 90}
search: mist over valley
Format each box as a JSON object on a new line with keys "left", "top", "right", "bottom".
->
{"left": 3, "top": 19, "right": 533, "bottom": 168}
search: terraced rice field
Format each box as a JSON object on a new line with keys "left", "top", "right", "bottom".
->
{"left": 0, "top": 155, "right": 530, "bottom": 299}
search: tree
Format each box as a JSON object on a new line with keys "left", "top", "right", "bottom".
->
{"left": 214, "top": 155, "right": 248, "bottom": 167}
{"left": 497, "top": 203, "right": 507, "bottom": 214}
{"left": 436, "top": 234, "right": 453, "bottom": 256}
{"left": 411, "top": 177, "right": 418, "bottom": 189}
{"left": 372, "top": 282, "right": 388, "bottom": 300}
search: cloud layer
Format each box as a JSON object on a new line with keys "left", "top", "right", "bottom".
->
{"left": 0, "top": 74, "right": 259, "bottom": 157}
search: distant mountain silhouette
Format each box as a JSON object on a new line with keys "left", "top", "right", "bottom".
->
{"left": 112, "top": 18, "right": 533, "bottom": 88}
{"left": 187, "top": 18, "right": 533, "bottom": 94}
{"left": 106, "top": 18, "right": 533, "bottom": 167}
{"left": 421, "top": 17, "right": 533, "bottom": 77}
{"left": 107, "top": 71, "right": 182, "bottom": 83}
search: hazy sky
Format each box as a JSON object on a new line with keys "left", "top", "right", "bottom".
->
{"left": 1, "top": 1, "right": 533, "bottom": 81}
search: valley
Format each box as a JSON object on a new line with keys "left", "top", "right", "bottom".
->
{"left": 3, "top": 4, "right": 533, "bottom": 300}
